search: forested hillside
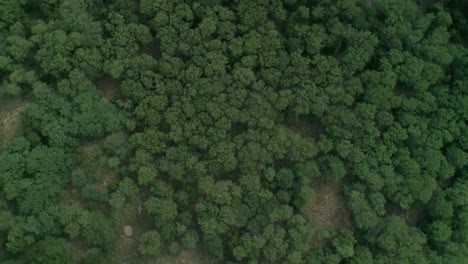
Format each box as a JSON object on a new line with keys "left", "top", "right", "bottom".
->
{"left": 0, "top": 0, "right": 467, "bottom": 263}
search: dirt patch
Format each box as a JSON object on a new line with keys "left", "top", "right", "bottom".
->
{"left": 95, "top": 76, "right": 122, "bottom": 102}
{"left": 286, "top": 115, "right": 322, "bottom": 139}
{"left": 405, "top": 206, "right": 426, "bottom": 226}
{"left": 79, "top": 141, "right": 119, "bottom": 188}
{"left": 112, "top": 200, "right": 153, "bottom": 264}
{"left": 153, "top": 250, "right": 211, "bottom": 264}
{"left": 387, "top": 203, "right": 426, "bottom": 226}
{"left": 140, "top": 40, "right": 162, "bottom": 60}
{"left": 61, "top": 188, "right": 82, "bottom": 207}
{"left": 70, "top": 240, "right": 88, "bottom": 264}
{"left": 111, "top": 199, "right": 208, "bottom": 264}
{"left": 307, "top": 179, "right": 353, "bottom": 247}
{"left": 113, "top": 235, "right": 140, "bottom": 264}
{"left": 394, "top": 81, "right": 418, "bottom": 98}
{"left": 0, "top": 99, "right": 30, "bottom": 148}
{"left": 80, "top": 140, "right": 103, "bottom": 160}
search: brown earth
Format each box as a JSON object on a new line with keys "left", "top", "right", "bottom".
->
{"left": 80, "top": 141, "right": 119, "bottom": 187}
{"left": 95, "top": 76, "right": 122, "bottom": 102}
{"left": 307, "top": 179, "right": 353, "bottom": 247}
{"left": 153, "top": 250, "right": 211, "bottom": 264}
{"left": 0, "top": 99, "right": 30, "bottom": 148}
{"left": 287, "top": 116, "right": 322, "bottom": 140}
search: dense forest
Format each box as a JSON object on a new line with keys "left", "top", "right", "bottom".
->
{"left": 0, "top": 0, "right": 467, "bottom": 263}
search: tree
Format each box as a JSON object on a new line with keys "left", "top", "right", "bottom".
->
{"left": 109, "top": 177, "right": 138, "bottom": 208}
{"left": 349, "top": 191, "right": 379, "bottom": 230}
{"left": 429, "top": 192, "right": 454, "bottom": 219}
{"left": 27, "top": 237, "right": 70, "bottom": 264}
{"left": 181, "top": 229, "right": 199, "bottom": 249}
{"left": 348, "top": 246, "right": 374, "bottom": 264}
{"left": 137, "top": 165, "right": 158, "bottom": 186}
{"left": 0, "top": 0, "right": 467, "bottom": 263}
{"left": 331, "top": 230, "right": 356, "bottom": 259}
{"left": 449, "top": 180, "right": 468, "bottom": 207}
{"left": 0, "top": 141, "right": 76, "bottom": 215}
{"left": 83, "top": 248, "right": 110, "bottom": 264}
{"left": 145, "top": 197, "right": 178, "bottom": 223}
{"left": 81, "top": 185, "right": 109, "bottom": 204}
{"left": 275, "top": 168, "right": 295, "bottom": 189}
{"left": 320, "top": 155, "right": 346, "bottom": 181}
{"left": 427, "top": 220, "right": 452, "bottom": 243}
{"left": 367, "top": 216, "right": 430, "bottom": 263}
{"left": 138, "top": 231, "right": 162, "bottom": 257}
{"left": 81, "top": 213, "right": 115, "bottom": 252}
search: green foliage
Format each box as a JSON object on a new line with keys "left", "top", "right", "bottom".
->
{"left": 81, "top": 213, "right": 116, "bottom": 252}
{"left": 367, "top": 216, "right": 430, "bottom": 263}
{"left": 0, "top": 0, "right": 467, "bottom": 263}
{"left": 137, "top": 165, "right": 157, "bottom": 186}
{"left": 27, "top": 237, "right": 70, "bottom": 264}
{"left": 332, "top": 230, "right": 356, "bottom": 258}
{"left": 0, "top": 83, "right": 22, "bottom": 98}
{"left": 349, "top": 191, "right": 379, "bottom": 229}
{"left": 109, "top": 177, "right": 138, "bottom": 208}
{"left": 428, "top": 220, "right": 452, "bottom": 242}
{"left": 138, "top": 231, "right": 162, "bottom": 257}
{"left": 0, "top": 139, "right": 76, "bottom": 214}
{"left": 82, "top": 185, "right": 109, "bottom": 204}
{"left": 83, "top": 248, "right": 109, "bottom": 264}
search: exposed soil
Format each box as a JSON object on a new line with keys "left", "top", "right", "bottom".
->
{"left": 70, "top": 240, "right": 88, "bottom": 264}
{"left": 286, "top": 115, "right": 323, "bottom": 140}
{"left": 80, "top": 141, "right": 119, "bottom": 188}
{"left": 95, "top": 76, "right": 122, "bottom": 102}
{"left": 405, "top": 206, "right": 426, "bottom": 226}
{"left": 112, "top": 200, "right": 153, "bottom": 264}
{"left": 60, "top": 188, "right": 82, "bottom": 207}
{"left": 386, "top": 202, "right": 427, "bottom": 226}
{"left": 140, "top": 41, "right": 162, "bottom": 60}
{"left": 0, "top": 99, "right": 30, "bottom": 148}
{"left": 153, "top": 250, "right": 211, "bottom": 264}
{"left": 307, "top": 179, "right": 353, "bottom": 247}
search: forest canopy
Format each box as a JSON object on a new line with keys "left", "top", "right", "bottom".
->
{"left": 0, "top": 0, "right": 467, "bottom": 263}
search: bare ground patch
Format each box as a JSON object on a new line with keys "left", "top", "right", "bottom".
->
{"left": 70, "top": 240, "right": 88, "bottom": 264}
{"left": 79, "top": 141, "right": 119, "bottom": 188}
{"left": 111, "top": 199, "right": 209, "bottom": 264}
{"left": 60, "top": 188, "right": 83, "bottom": 207}
{"left": 113, "top": 234, "right": 140, "bottom": 264}
{"left": 112, "top": 200, "right": 153, "bottom": 264}
{"left": 286, "top": 115, "right": 322, "bottom": 139}
{"left": 95, "top": 76, "right": 122, "bottom": 103}
{"left": 307, "top": 179, "right": 353, "bottom": 247}
{"left": 154, "top": 250, "right": 211, "bottom": 264}
{"left": 0, "top": 99, "right": 30, "bottom": 148}
{"left": 140, "top": 40, "right": 162, "bottom": 59}
{"left": 386, "top": 203, "right": 426, "bottom": 226}
{"left": 405, "top": 206, "right": 426, "bottom": 226}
